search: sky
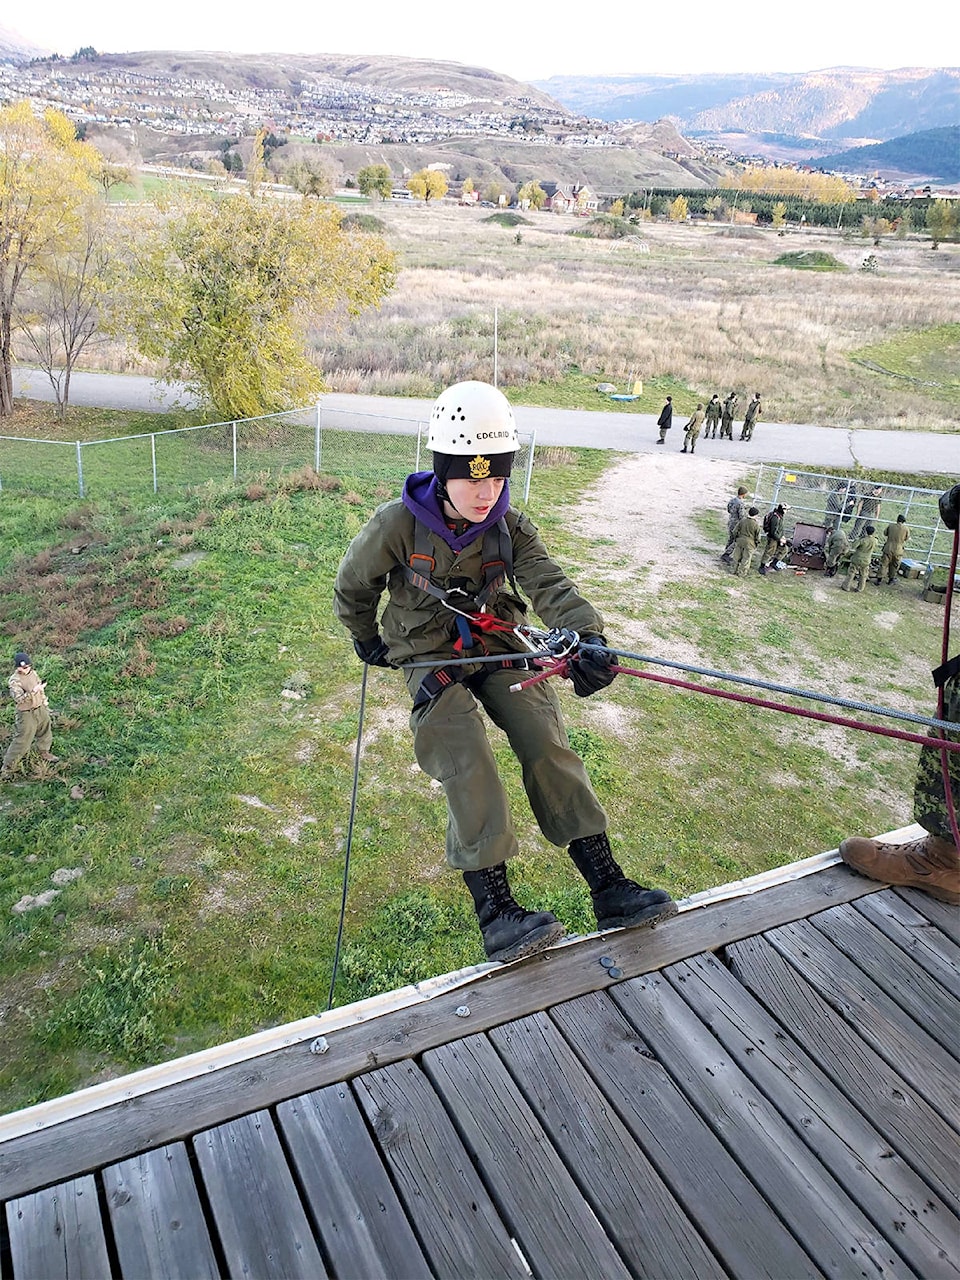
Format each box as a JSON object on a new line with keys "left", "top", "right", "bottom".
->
{"left": 9, "top": 2, "right": 952, "bottom": 81}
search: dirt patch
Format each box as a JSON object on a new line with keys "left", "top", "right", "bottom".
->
{"left": 569, "top": 452, "right": 746, "bottom": 593}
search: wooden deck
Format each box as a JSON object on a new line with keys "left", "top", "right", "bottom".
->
{"left": 2, "top": 859, "right": 959, "bottom": 1279}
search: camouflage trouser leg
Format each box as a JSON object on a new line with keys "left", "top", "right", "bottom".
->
{"left": 879, "top": 551, "right": 900, "bottom": 583}
{"left": 914, "top": 674, "right": 960, "bottom": 842}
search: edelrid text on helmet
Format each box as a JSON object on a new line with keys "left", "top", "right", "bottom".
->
{"left": 428, "top": 381, "right": 519, "bottom": 455}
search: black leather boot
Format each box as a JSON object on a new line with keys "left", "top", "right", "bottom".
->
{"left": 568, "top": 833, "right": 678, "bottom": 930}
{"left": 463, "top": 864, "right": 566, "bottom": 962}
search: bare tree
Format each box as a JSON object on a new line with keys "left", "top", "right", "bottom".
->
{"left": 18, "top": 202, "right": 113, "bottom": 418}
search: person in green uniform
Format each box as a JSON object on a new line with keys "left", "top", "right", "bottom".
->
{"left": 841, "top": 525, "right": 876, "bottom": 592}
{"left": 334, "top": 381, "right": 676, "bottom": 963}
{"left": 730, "top": 506, "right": 761, "bottom": 577}
{"left": 841, "top": 485, "right": 958, "bottom": 904}
{"left": 2, "top": 653, "right": 60, "bottom": 779}
{"left": 876, "top": 514, "right": 909, "bottom": 584}
{"left": 824, "top": 525, "right": 850, "bottom": 577}
{"left": 680, "top": 403, "right": 705, "bottom": 454}
{"left": 739, "top": 392, "right": 761, "bottom": 441}
{"left": 758, "top": 504, "right": 789, "bottom": 574}
{"left": 703, "top": 395, "right": 721, "bottom": 439}
{"left": 720, "top": 391, "right": 738, "bottom": 440}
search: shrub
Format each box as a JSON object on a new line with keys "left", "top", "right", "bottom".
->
{"left": 774, "top": 250, "right": 846, "bottom": 271}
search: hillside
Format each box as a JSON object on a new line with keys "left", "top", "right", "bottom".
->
{"left": 536, "top": 67, "right": 960, "bottom": 156}
{"left": 812, "top": 126, "right": 960, "bottom": 184}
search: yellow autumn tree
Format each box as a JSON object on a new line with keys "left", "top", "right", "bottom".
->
{"left": 722, "top": 167, "right": 857, "bottom": 204}
{"left": 407, "top": 169, "right": 448, "bottom": 201}
{"left": 127, "top": 190, "right": 396, "bottom": 420}
{"left": 0, "top": 100, "right": 101, "bottom": 415}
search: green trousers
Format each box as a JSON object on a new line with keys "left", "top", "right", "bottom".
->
{"left": 410, "top": 670, "right": 607, "bottom": 870}
{"left": 915, "top": 674, "right": 959, "bottom": 841}
{"left": 3, "top": 706, "right": 52, "bottom": 770}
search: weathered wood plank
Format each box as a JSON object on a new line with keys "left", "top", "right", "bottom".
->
{"left": 894, "top": 889, "right": 960, "bottom": 945}
{"left": 422, "top": 1033, "right": 631, "bottom": 1280}
{"left": 353, "top": 1059, "right": 528, "bottom": 1279}
{"left": 727, "top": 933, "right": 960, "bottom": 1215}
{"left": 6, "top": 1175, "right": 110, "bottom": 1280}
{"left": 193, "top": 1109, "right": 325, "bottom": 1279}
{"left": 276, "top": 1084, "right": 431, "bottom": 1280}
{"left": 103, "top": 1142, "right": 219, "bottom": 1280}
{"left": 666, "top": 951, "right": 960, "bottom": 1279}
{"left": 767, "top": 919, "right": 960, "bottom": 1130}
{"left": 0, "top": 865, "right": 882, "bottom": 1201}
{"left": 811, "top": 904, "right": 960, "bottom": 1055}
{"left": 854, "top": 891, "right": 960, "bottom": 997}
{"left": 488, "top": 1011, "right": 726, "bottom": 1280}
{"left": 550, "top": 991, "right": 822, "bottom": 1280}
{"left": 610, "top": 971, "right": 907, "bottom": 1279}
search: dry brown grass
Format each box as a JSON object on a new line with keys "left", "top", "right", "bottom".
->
{"left": 311, "top": 204, "right": 959, "bottom": 430}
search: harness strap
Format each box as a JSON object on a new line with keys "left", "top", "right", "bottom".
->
{"left": 404, "top": 518, "right": 516, "bottom": 612}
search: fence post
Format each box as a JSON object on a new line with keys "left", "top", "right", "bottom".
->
{"left": 151, "top": 434, "right": 158, "bottom": 493}
{"left": 415, "top": 422, "right": 423, "bottom": 473}
{"left": 522, "top": 431, "right": 535, "bottom": 503}
{"left": 315, "top": 401, "right": 322, "bottom": 473}
{"left": 232, "top": 422, "right": 237, "bottom": 481}
{"left": 771, "top": 465, "right": 785, "bottom": 509}
{"left": 76, "top": 441, "right": 84, "bottom": 498}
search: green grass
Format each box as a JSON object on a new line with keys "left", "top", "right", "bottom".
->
{"left": 0, "top": 438, "right": 948, "bottom": 1112}
{"left": 850, "top": 323, "right": 960, "bottom": 407}
{"left": 773, "top": 250, "right": 846, "bottom": 271}
{"left": 509, "top": 369, "right": 700, "bottom": 415}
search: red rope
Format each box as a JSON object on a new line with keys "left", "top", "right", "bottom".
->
{"left": 510, "top": 657, "right": 960, "bottom": 757}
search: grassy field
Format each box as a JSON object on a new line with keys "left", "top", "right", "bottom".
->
{"left": 0, "top": 423, "right": 951, "bottom": 1112}
{"left": 306, "top": 204, "right": 960, "bottom": 431}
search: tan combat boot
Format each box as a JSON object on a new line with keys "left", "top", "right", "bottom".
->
{"left": 840, "top": 833, "right": 960, "bottom": 904}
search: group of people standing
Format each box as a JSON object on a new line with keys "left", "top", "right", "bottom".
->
{"left": 721, "top": 488, "right": 789, "bottom": 577}
{"left": 657, "top": 391, "right": 762, "bottom": 451}
{"left": 826, "top": 514, "right": 910, "bottom": 592}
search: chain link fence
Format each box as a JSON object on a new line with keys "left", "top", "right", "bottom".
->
{"left": 0, "top": 404, "right": 535, "bottom": 503}
{"left": 753, "top": 463, "right": 954, "bottom": 571}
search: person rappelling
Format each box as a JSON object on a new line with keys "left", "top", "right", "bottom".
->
{"left": 333, "top": 379, "right": 677, "bottom": 963}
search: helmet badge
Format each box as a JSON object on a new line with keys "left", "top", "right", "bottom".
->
{"left": 469, "top": 455, "right": 492, "bottom": 479}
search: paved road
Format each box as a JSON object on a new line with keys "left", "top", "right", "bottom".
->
{"left": 12, "top": 369, "right": 958, "bottom": 474}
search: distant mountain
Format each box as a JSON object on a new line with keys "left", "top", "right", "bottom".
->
{"left": 812, "top": 126, "right": 960, "bottom": 184}
{"left": 535, "top": 67, "right": 960, "bottom": 148}
{"left": 0, "top": 22, "right": 50, "bottom": 61}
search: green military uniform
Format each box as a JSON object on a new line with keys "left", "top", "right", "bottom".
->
{"left": 334, "top": 498, "right": 607, "bottom": 871}
{"left": 720, "top": 392, "right": 738, "bottom": 440}
{"left": 759, "top": 508, "right": 786, "bottom": 571}
{"left": 703, "top": 396, "right": 721, "bottom": 438}
{"left": 841, "top": 532, "right": 876, "bottom": 592}
{"left": 824, "top": 527, "right": 849, "bottom": 575}
{"left": 3, "top": 665, "right": 53, "bottom": 773}
{"left": 878, "top": 520, "right": 909, "bottom": 584}
{"left": 852, "top": 485, "right": 882, "bottom": 539}
{"left": 740, "top": 395, "right": 761, "bottom": 441}
{"left": 731, "top": 513, "right": 761, "bottom": 577}
{"left": 915, "top": 673, "right": 959, "bottom": 841}
{"left": 681, "top": 405, "right": 705, "bottom": 453}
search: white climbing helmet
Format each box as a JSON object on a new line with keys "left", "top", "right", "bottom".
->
{"left": 428, "top": 381, "right": 519, "bottom": 455}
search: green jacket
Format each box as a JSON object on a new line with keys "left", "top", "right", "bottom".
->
{"left": 334, "top": 500, "right": 604, "bottom": 686}
{"left": 849, "top": 533, "right": 876, "bottom": 566}
{"left": 882, "top": 522, "right": 909, "bottom": 556}
{"left": 734, "top": 515, "right": 761, "bottom": 547}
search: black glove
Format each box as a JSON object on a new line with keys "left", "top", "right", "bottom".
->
{"left": 353, "top": 635, "right": 393, "bottom": 668}
{"left": 569, "top": 635, "right": 616, "bottom": 698}
{"left": 940, "top": 484, "right": 960, "bottom": 532}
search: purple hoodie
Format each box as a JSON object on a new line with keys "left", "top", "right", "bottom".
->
{"left": 401, "top": 471, "right": 511, "bottom": 554}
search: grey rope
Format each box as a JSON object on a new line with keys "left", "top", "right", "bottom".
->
{"left": 326, "top": 662, "right": 369, "bottom": 1012}
{"left": 400, "top": 645, "right": 956, "bottom": 735}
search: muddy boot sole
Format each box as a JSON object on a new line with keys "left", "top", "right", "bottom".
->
{"left": 487, "top": 919, "right": 567, "bottom": 963}
{"left": 596, "top": 899, "right": 679, "bottom": 931}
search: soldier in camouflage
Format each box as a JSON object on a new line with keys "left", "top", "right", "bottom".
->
{"left": 876, "top": 514, "right": 909, "bottom": 584}
{"left": 731, "top": 507, "right": 761, "bottom": 577}
{"left": 841, "top": 484, "right": 959, "bottom": 903}
{"left": 841, "top": 525, "right": 876, "bottom": 592}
